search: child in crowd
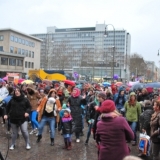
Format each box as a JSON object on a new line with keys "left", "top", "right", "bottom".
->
{"left": 58, "top": 108, "right": 74, "bottom": 150}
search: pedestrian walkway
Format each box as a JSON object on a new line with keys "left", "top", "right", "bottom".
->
{"left": 0, "top": 123, "right": 152, "bottom": 160}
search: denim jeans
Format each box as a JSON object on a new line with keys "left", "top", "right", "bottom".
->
{"left": 86, "top": 122, "right": 93, "bottom": 142}
{"left": 128, "top": 121, "right": 137, "bottom": 142}
{"left": 29, "top": 111, "right": 39, "bottom": 129}
{"left": 38, "top": 116, "right": 55, "bottom": 138}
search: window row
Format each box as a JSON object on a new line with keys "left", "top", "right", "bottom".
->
{"left": 0, "top": 35, "right": 4, "bottom": 41}
{"left": 10, "top": 46, "right": 34, "bottom": 58}
{"left": 25, "top": 61, "right": 34, "bottom": 68}
{"left": 10, "top": 35, "right": 35, "bottom": 47}
{"left": 1, "top": 57, "right": 23, "bottom": 66}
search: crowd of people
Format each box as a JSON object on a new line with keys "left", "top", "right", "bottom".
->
{"left": 0, "top": 78, "right": 160, "bottom": 160}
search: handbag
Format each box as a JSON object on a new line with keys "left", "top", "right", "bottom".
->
{"left": 138, "top": 132, "right": 150, "bottom": 156}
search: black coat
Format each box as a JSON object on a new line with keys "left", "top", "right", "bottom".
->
{"left": 137, "top": 93, "right": 149, "bottom": 102}
{"left": 5, "top": 95, "right": 31, "bottom": 125}
{"left": 139, "top": 104, "right": 153, "bottom": 135}
{"left": 58, "top": 117, "right": 75, "bottom": 134}
{"left": 86, "top": 101, "right": 96, "bottom": 122}
{"left": 68, "top": 96, "right": 86, "bottom": 132}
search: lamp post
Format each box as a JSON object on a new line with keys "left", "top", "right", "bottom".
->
{"left": 158, "top": 49, "right": 160, "bottom": 56}
{"left": 46, "top": 31, "right": 54, "bottom": 70}
{"left": 104, "top": 24, "right": 115, "bottom": 80}
{"left": 101, "top": 60, "right": 104, "bottom": 82}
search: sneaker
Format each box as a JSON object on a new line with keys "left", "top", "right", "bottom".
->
{"left": 26, "top": 144, "right": 31, "bottom": 150}
{"left": 9, "top": 145, "right": 15, "bottom": 150}
{"left": 76, "top": 139, "right": 80, "bottom": 143}
{"left": 132, "top": 141, "right": 137, "bottom": 146}
{"left": 29, "top": 130, "right": 35, "bottom": 135}
{"left": 35, "top": 132, "right": 38, "bottom": 136}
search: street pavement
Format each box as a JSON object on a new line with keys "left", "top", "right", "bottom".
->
{"left": 0, "top": 122, "right": 153, "bottom": 160}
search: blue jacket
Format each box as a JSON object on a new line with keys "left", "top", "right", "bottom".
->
{"left": 114, "top": 86, "right": 126, "bottom": 110}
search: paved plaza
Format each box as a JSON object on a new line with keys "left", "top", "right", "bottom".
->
{"left": 0, "top": 123, "right": 152, "bottom": 160}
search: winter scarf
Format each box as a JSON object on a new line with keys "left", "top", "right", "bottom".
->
{"left": 62, "top": 115, "right": 72, "bottom": 122}
{"left": 72, "top": 88, "right": 80, "bottom": 98}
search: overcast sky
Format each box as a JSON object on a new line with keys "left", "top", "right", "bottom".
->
{"left": 1, "top": 0, "right": 160, "bottom": 66}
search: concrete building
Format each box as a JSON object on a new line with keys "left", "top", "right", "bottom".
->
{"left": 31, "top": 23, "right": 131, "bottom": 79}
{"left": 145, "top": 60, "right": 158, "bottom": 82}
{"left": 0, "top": 28, "right": 42, "bottom": 78}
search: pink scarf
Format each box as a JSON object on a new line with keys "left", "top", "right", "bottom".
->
{"left": 72, "top": 88, "right": 80, "bottom": 98}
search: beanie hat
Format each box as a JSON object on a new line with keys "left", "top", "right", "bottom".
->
{"left": 72, "top": 88, "right": 81, "bottom": 98}
{"left": 64, "top": 108, "right": 71, "bottom": 113}
{"left": 62, "top": 103, "right": 67, "bottom": 109}
{"left": 98, "top": 91, "right": 106, "bottom": 100}
{"left": 99, "top": 100, "right": 116, "bottom": 113}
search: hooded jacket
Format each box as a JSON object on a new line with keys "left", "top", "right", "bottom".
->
{"left": 124, "top": 92, "right": 141, "bottom": 122}
{"left": 114, "top": 86, "right": 126, "bottom": 110}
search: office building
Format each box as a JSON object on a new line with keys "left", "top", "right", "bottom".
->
{"left": 0, "top": 28, "right": 42, "bottom": 78}
{"left": 32, "top": 23, "right": 131, "bottom": 79}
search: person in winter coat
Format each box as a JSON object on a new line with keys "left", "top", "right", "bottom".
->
{"left": 85, "top": 92, "right": 99, "bottom": 144}
{"left": 2, "top": 86, "right": 13, "bottom": 133}
{"left": 26, "top": 84, "right": 41, "bottom": 135}
{"left": 36, "top": 89, "right": 61, "bottom": 146}
{"left": 124, "top": 92, "right": 141, "bottom": 146}
{"left": 58, "top": 108, "right": 74, "bottom": 150}
{"left": 68, "top": 88, "right": 86, "bottom": 143}
{"left": 96, "top": 100, "right": 134, "bottom": 160}
{"left": 139, "top": 100, "right": 153, "bottom": 136}
{"left": 0, "top": 79, "right": 9, "bottom": 101}
{"left": 92, "top": 92, "right": 106, "bottom": 140}
{"left": 137, "top": 88, "right": 149, "bottom": 102}
{"left": 4, "top": 87, "right": 31, "bottom": 150}
{"left": 114, "top": 87, "right": 127, "bottom": 112}
{"left": 150, "top": 100, "right": 160, "bottom": 160}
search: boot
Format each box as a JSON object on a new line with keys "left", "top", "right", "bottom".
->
{"left": 50, "top": 138, "right": 54, "bottom": 146}
{"left": 62, "top": 142, "right": 68, "bottom": 149}
{"left": 67, "top": 142, "right": 72, "bottom": 150}
{"left": 85, "top": 139, "right": 88, "bottom": 145}
{"left": 36, "top": 135, "right": 42, "bottom": 143}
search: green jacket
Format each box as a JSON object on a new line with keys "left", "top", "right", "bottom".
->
{"left": 124, "top": 101, "right": 141, "bottom": 122}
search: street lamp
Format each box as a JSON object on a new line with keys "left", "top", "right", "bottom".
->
{"left": 158, "top": 49, "right": 160, "bottom": 56}
{"left": 101, "top": 60, "right": 104, "bottom": 82}
{"left": 46, "top": 31, "right": 54, "bottom": 69}
{"left": 104, "top": 24, "right": 115, "bottom": 81}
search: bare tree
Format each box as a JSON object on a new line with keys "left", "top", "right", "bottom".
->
{"left": 129, "top": 53, "right": 147, "bottom": 77}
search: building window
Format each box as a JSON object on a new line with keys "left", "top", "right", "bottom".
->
{"left": 1, "top": 57, "right": 8, "bottom": 65}
{"left": 17, "top": 59, "right": 23, "bottom": 66}
{"left": 14, "top": 47, "right": 18, "bottom": 54}
{"left": 22, "top": 39, "right": 25, "bottom": 45}
{"left": 10, "top": 35, "right": 14, "bottom": 41}
{"left": 28, "top": 62, "right": 30, "bottom": 68}
{"left": 22, "top": 49, "right": 25, "bottom": 55}
{"left": 18, "top": 38, "right": 22, "bottom": 44}
{"left": 9, "top": 58, "right": 16, "bottom": 66}
{"left": 29, "top": 41, "right": 32, "bottom": 47}
{"left": 25, "top": 61, "right": 27, "bottom": 68}
{"left": 29, "top": 51, "right": 31, "bottom": 57}
{"left": 32, "top": 51, "right": 34, "bottom": 58}
{"left": 25, "top": 40, "right": 28, "bottom": 46}
{"left": 0, "top": 35, "right": 4, "bottom": 41}
{"left": 14, "top": 37, "right": 18, "bottom": 43}
{"left": 26, "top": 50, "right": 28, "bottom": 57}
{"left": 18, "top": 48, "right": 21, "bottom": 54}
{"left": 32, "top": 62, "right": 34, "bottom": 68}
{"left": 0, "top": 46, "right": 3, "bottom": 51}
{"left": 32, "top": 42, "right": 35, "bottom": 47}
{"left": 10, "top": 46, "right": 14, "bottom": 53}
